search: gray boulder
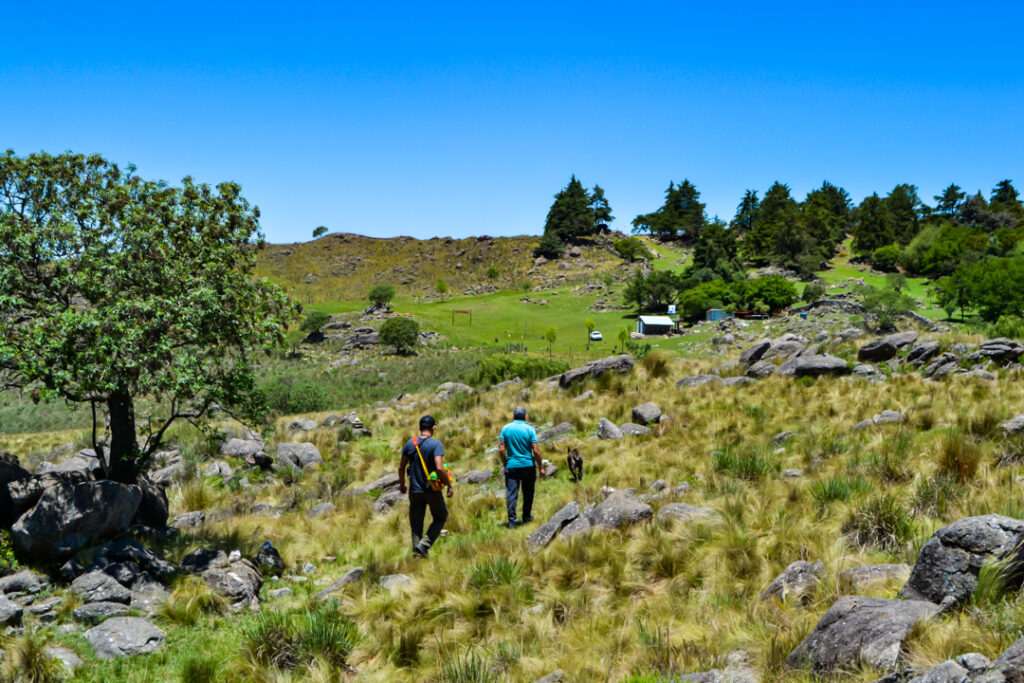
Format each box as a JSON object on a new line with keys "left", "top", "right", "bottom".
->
{"left": 900, "top": 515, "right": 1024, "bottom": 606}
{"left": 760, "top": 560, "right": 825, "bottom": 602}
{"left": 677, "top": 374, "right": 722, "bottom": 388}
{"left": 220, "top": 438, "right": 266, "bottom": 459}
{"left": 380, "top": 574, "right": 413, "bottom": 591}
{"left": 7, "top": 470, "right": 93, "bottom": 519}
{"left": 632, "top": 402, "right": 662, "bottom": 425}
{"left": 204, "top": 460, "right": 234, "bottom": 478}
{"left": 925, "top": 354, "right": 960, "bottom": 378}
{"left": 0, "top": 595, "right": 22, "bottom": 626}
{"left": 287, "top": 418, "right": 319, "bottom": 432}
{"left": 560, "top": 503, "right": 595, "bottom": 539}
{"left": 907, "top": 341, "right": 942, "bottom": 365}
{"left": 597, "top": 418, "right": 623, "bottom": 440}
{"left": 764, "top": 340, "right": 805, "bottom": 361}
{"left": 874, "top": 410, "right": 907, "bottom": 425}
{"left": 745, "top": 361, "right": 776, "bottom": 379}
{"left": 44, "top": 647, "right": 83, "bottom": 675}
{"left": 458, "top": 469, "right": 493, "bottom": 484}
{"left": 557, "top": 354, "right": 635, "bottom": 389}
{"left": 84, "top": 616, "right": 165, "bottom": 659}
{"left": 307, "top": 502, "right": 336, "bottom": 518}
{"left": 372, "top": 490, "right": 404, "bottom": 515}
{"left": 314, "top": 567, "right": 363, "bottom": 601}
{"left": 793, "top": 355, "right": 851, "bottom": 378}
{"left": 181, "top": 548, "right": 263, "bottom": 610}
{"left": 786, "top": 596, "right": 938, "bottom": 673}
{"left": 73, "top": 601, "right": 129, "bottom": 623}
{"left": 537, "top": 422, "right": 574, "bottom": 443}
{"left": 71, "top": 570, "right": 132, "bottom": 604}
{"left": 657, "top": 503, "right": 716, "bottom": 523}
{"left": 907, "top": 653, "right": 992, "bottom": 682}
{"left": 133, "top": 472, "right": 168, "bottom": 528}
{"left": 721, "top": 376, "right": 757, "bottom": 387}
{"left": 589, "top": 491, "right": 652, "bottom": 529}
{"left": 61, "top": 538, "right": 176, "bottom": 583}
{"left": 12, "top": 480, "right": 142, "bottom": 561}
{"left": 739, "top": 339, "right": 771, "bottom": 365}
{"left": 620, "top": 423, "right": 651, "bottom": 436}
{"left": 858, "top": 339, "right": 898, "bottom": 363}
{"left": 534, "top": 671, "right": 566, "bottom": 683}
{"left": 350, "top": 473, "right": 400, "bottom": 495}
{"left": 987, "top": 636, "right": 1024, "bottom": 682}
{"left": 172, "top": 511, "right": 206, "bottom": 530}
{"left": 0, "top": 455, "right": 30, "bottom": 527}
{"left": 526, "top": 501, "right": 580, "bottom": 551}
{"left": 1001, "top": 415, "right": 1024, "bottom": 437}
{"left": 276, "top": 442, "right": 323, "bottom": 470}
{"left": 974, "top": 339, "right": 1024, "bottom": 366}
{"left": 0, "top": 570, "right": 46, "bottom": 595}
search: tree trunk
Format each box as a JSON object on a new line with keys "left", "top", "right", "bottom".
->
{"left": 106, "top": 389, "right": 139, "bottom": 483}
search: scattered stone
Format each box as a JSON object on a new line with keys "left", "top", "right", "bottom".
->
{"left": 772, "top": 431, "right": 795, "bottom": 445}
{"left": 534, "top": 671, "right": 566, "bottom": 683}
{"left": 350, "top": 473, "right": 400, "bottom": 495}
{"left": 314, "top": 567, "right": 363, "bottom": 601}
{"left": 574, "top": 390, "right": 594, "bottom": 402}
{"left": 381, "top": 574, "right": 414, "bottom": 591}
{"left": 677, "top": 374, "right": 722, "bottom": 388}
{"left": 597, "top": 418, "right": 623, "bottom": 440}
{"left": 527, "top": 502, "right": 580, "bottom": 551}
{"left": 632, "top": 402, "right": 662, "bottom": 425}
{"left": 786, "top": 596, "right": 938, "bottom": 674}
{"left": 307, "top": 502, "right": 336, "bottom": 518}
{"left": 277, "top": 442, "right": 324, "bottom": 470}
{"left": 267, "top": 588, "right": 293, "bottom": 599}
{"left": 722, "top": 376, "right": 757, "bottom": 387}
{"left": 71, "top": 571, "right": 131, "bottom": 604}
{"left": 853, "top": 364, "right": 881, "bottom": 378}
{"left": 657, "top": 503, "right": 715, "bottom": 523}
{"left": 537, "top": 422, "right": 574, "bottom": 443}
{"left": 924, "top": 354, "right": 960, "bottom": 378}
{"left": 0, "top": 571, "right": 46, "bottom": 595}
{"left": 204, "top": 460, "right": 234, "bottom": 478}
{"left": 220, "top": 438, "right": 266, "bottom": 459}
{"left": 874, "top": 410, "right": 906, "bottom": 425}
{"left": 373, "top": 490, "right": 404, "bottom": 515}
{"left": 181, "top": 548, "right": 263, "bottom": 610}
{"left": 458, "top": 470, "right": 493, "bottom": 484}
{"left": 746, "top": 360, "right": 776, "bottom": 379}
{"left": 907, "top": 341, "right": 942, "bottom": 365}
{"left": 172, "top": 511, "right": 206, "bottom": 530}
{"left": 782, "top": 469, "right": 804, "bottom": 478}
{"left": 27, "top": 597, "right": 61, "bottom": 615}
{"left": 853, "top": 419, "right": 874, "bottom": 432}
{"left": 287, "top": 418, "right": 319, "bottom": 432}
{"left": 900, "top": 515, "right": 1024, "bottom": 606}
{"left": 589, "top": 491, "right": 652, "bottom": 529}
{"left": 764, "top": 340, "right": 806, "bottom": 361}
{"left": 44, "top": 647, "right": 83, "bottom": 674}
{"left": 792, "top": 355, "right": 851, "bottom": 378}
{"left": 84, "top": 616, "right": 165, "bottom": 659}
{"left": 760, "top": 560, "right": 825, "bottom": 603}
{"left": 858, "top": 339, "right": 898, "bottom": 363}
{"left": 839, "top": 564, "right": 911, "bottom": 591}
{"left": 0, "top": 596, "right": 23, "bottom": 626}
{"left": 739, "top": 339, "right": 772, "bottom": 365}
{"left": 619, "top": 423, "right": 651, "bottom": 436}
{"left": 73, "top": 601, "right": 129, "bottom": 623}
{"left": 557, "top": 354, "right": 635, "bottom": 389}
{"left": 1001, "top": 415, "right": 1024, "bottom": 437}
{"left": 969, "top": 368, "right": 997, "bottom": 381}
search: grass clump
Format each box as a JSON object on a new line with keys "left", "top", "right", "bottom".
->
{"left": 437, "top": 645, "right": 498, "bottom": 683}
{"left": 158, "top": 575, "right": 226, "bottom": 626}
{"left": 843, "top": 493, "right": 915, "bottom": 551}
{"left": 469, "top": 354, "right": 569, "bottom": 386}
{"left": 240, "top": 601, "right": 359, "bottom": 672}
{"left": 179, "top": 656, "right": 220, "bottom": 683}
{"left": 936, "top": 430, "right": 983, "bottom": 484}
{"left": 712, "top": 448, "right": 779, "bottom": 481}
{"left": 810, "top": 475, "right": 869, "bottom": 508}
{"left": 469, "top": 556, "right": 522, "bottom": 589}
{"left": 0, "top": 630, "right": 64, "bottom": 683}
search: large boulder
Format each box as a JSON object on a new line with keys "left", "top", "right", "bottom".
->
{"left": 597, "top": 418, "right": 623, "bottom": 440}
{"left": 220, "top": 438, "right": 266, "bottom": 459}
{"left": 739, "top": 339, "right": 771, "bottom": 365}
{"left": 899, "top": 515, "right": 1024, "bottom": 606}
{"left": 458, "top": 469, "right": 493, "bottom": 485}
{"left": 537, "top": 422, "right": 574, "bottom": 443}
{"left": 589, "top": 491, "right": 652, "bottom": 530}
{"left": 0, "top": 595, "right": 23, "bottom": 626}
{"left": 71, "top": 570, "right": 132, "bottom": 604}
{"left": 7, "top": 470, "right": 93, "bottom": 520}
{"left": 907, "top": 341, "right": 942, "bottom": 365}
{"left": 349, "top": 473, "right": 400, "bottom": 495}
{"left": 786, "top": 596, "right": 939, "bottom": 674}
{"left": 987, "top": 636, "right": 1024, "bottom": 682}
{"left": 84, "top": 616, "right": 165, "bottom": 659}
{"left": 132, "top": 472, "right": 168, "bottom": 528}
{"left": 858, "top": 338, "right": 898, "bottom": 363}
{"left": 792, "top": 355, "right": 851, "bottom": 378}
{"left": 558, "top": 354, "right": 634, "bottom": 389}
{"left": 60, "top": 538, "right": 176, "bottom": 582}
{"left": 12, "top": 480, "right": 142, "bottom": 561}
{"left": 181, "top": 548, "right": 263, "bottom": 610}
{"left": 760, "top": 560, "right": 825, "bottom": 603}
{"left": 839, "top": 564, "right": 911, "bottom": 592}
{"left": 763, "top": 340, "right": 805, "bottom": 361}
{"left": 0, "top": 454, "right": 29, "bottom": 527}
{"left": 973, "top": 339, "right": 1024, "bottom": 366}
{"left": 657, "top": 503, "right": 716, "bottom": 523}
{"left": 276, "top": 443, "right": 324, "bottom": 470}
{"left": 0, "top": 570, "right": 47, "bottom": 595}
{"left": 526, "top": 501, "right": 580, "bottom": 551}
{"left": 632, "top": 402, "right": 662, "bottom": 426}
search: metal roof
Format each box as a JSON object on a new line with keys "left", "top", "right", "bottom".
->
{"left": 638, "top": 316, "right": 674, "bottom": 326}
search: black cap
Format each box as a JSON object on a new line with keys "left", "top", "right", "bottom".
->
{"left": 419, "top": 415, "right": 436, "bottom": 431}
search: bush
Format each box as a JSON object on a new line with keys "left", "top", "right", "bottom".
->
{"left": 989, "top": 315, "right": 1024, "bottom": 341}
{"left": 262, "top": 379, "right": 329, "bottom": 415}
{"left": 368, "top": 284, "right": 396, "bottom": 307}
{"left": 614, "top": 237, "right": 650, "bottom": 261}
{"left": 486, "top": 265, "right": 500, "bottom": 279}
{"left": 936, "top": 430, "right": 982, "bottom": 484}
{"left": 0, "top": 530, "right": 18, "bottom": 575}
{"left": 241, "top": 602, "right": 359, "bottom": 671}
{"left": 802, "top": 282, "right": 825, "bottom": 304}
{"left": 843, "top": 494, "right": 915, "bottom": 551}
{"left": 179, "top": 656, "right": 220, "bottom": 683}
{"left": 533, "top": 233, "right": 564, "bottom": 259}
{"left": 299, "top": 310, "right": 331, "bottom": 334}
{"left": 469, "top": 354, "right": 569, "bottom": 386}
{"left": 379, "top": 317, "right": 420, "bottom": 354}
{"left": 738, "top": 275, "right": 798, "bottom": 312}
{"left": 872, "top": 244, "right": 902, "bottom": 271}
{"left": 641, "top": 351, "right": 672, "bottom": 378}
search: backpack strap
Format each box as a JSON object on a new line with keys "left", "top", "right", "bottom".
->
{"left": 413, "top": 436, "right": 432, "bottom": 481}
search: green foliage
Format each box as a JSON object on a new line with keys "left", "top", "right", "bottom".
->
{"left": 936, "top": 430, "right": 982, "bottom": 484}
{"left": 950, "top": 256, "right": 1024, "bottom": 322}
{"left": 379, "top": 317, "right": 420, "bottom": 354}
{"left": 858, "top": 283, "right": 915, "bottom": 330}
{"left": 641, "top": 351, "right": 672, "bottom": 378}
{"left": 734, "top": 275, "right": 798, "bottom": 313}
{"left": 368, "top": 284, "right": 396, "bottom": 307}
{"left": 0, "top": 530, "right": 18, "bottom": 575}
{"left": 533, "top": 232, "right": 565, "bottom": 259}
{"left": 678, "top": 280, "right": 731, "bottom": 322}
{"left": 0, "top": 629, "right": 63, "bottom": 683}
{"left": 0, "top": 150, "right": 297, "bottom": 481}
{"left": 543, "top": 175, "right": 605, "bottom": 241}
{"left": 469, "top": 557, "right": 522, "bottom": 588}
{"left": 688, "top": 219, "right": 744, "bottom": 282}
{"left": 241, "top": 601, "right": 359, "bottom": 671}
{"left": 843, "top": 494, "right": 915, "bottom": 551}
{"left": 158, "top": 577, "right": 226, "bottom": 626}
{"left": 810, "top": 476, "right": 869, "bottom": 508}
{"left": 852, "top": 193, "right": 895, "bottom": 255}
{"left": 436, "top": 279, "right": 450, "bottom": 298}
{"left": 312, "top": 225, "right": 328, "bottom": 238}
{"left": 469, "top": 354, "right": 569, "bottom": 386}
{"left": 989, "top": 315, "right": 1024, "bottom": 340}
{"left": 801, "top": 282, "right": 825, "bottom": 304}
{"left": 614, "top": 237, "right": 651, "bottom": 261}
{"left": 632, "top": 179, "right": 706, "bottom": 241}
{"left": 438, "top": 646, "right": 498, "bottom": 683}
{"left": 872, "top": 244, "right": 902, "bottom": 271}
{"left": 300, "top": 310, "right": 331, "bottom": 334}
{"left": 179, "top": 656, "right": 220, "bottom": 683}
{"left": 623, "top": 271, "right": 686, "bottom": 314}
{"left": 486, "top": 265, "right": 500, "bottom": 279}
{"left": 712, "top": 448, "right": 779, "bottom": 481}
{"left": 261, "top": 379, "right": 330, "bottom": 415}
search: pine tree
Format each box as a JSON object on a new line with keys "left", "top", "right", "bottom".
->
{"left": 589, "top": 185, "right": 614, "bottom": 231}
{"left": 885, "top": 184, "right": 922, "bottom": 245}
{"left": 852, "top": 193, "right": 895, "bottom": 255}
{"left": 934, "top": 184, "right": 966, "bottom": 216}
{"left": 730, "top": 190, "right": 759, "bottom": 235}
{"left": 543, "top": 175, "right": 595, "bottom": 240}
{"left": 741, "top": 182, "right": 795, "bottom": 264}
{"left": 690, "top": 219, "right": 745, "bottom": 282}
{"left": 631, "top": 179, "right": 705, "bottom": 241}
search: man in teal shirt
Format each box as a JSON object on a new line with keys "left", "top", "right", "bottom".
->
{"left": 499, "top": 406, "right": 544, "bottom": 528}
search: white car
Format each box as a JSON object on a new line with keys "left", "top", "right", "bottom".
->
{"left": 589, "top": 330, "right": 603, "bottom": 341}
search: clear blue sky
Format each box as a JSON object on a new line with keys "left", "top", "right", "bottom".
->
{"left": 2, "top": 2, "right": 1021, "bottom": 243}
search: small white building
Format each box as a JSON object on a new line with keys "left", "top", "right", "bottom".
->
{"left": 637, "top": 315, "right": 674, "bottom": 335}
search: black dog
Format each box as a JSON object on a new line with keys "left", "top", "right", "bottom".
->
{"left": 567, "top": 447, "right": 583, "bottom": 482}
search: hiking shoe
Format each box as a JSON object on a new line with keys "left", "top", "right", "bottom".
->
{"left": 412, "top": 544, "right": 429, "bottom": 559}
{"left": 523, "top": 516, "right": 534, "bottom": 524}
{"left": 506, "top": 521, "right": 519, "bottom": 529}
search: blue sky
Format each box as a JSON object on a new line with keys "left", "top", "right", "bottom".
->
{"left": 2, "top": 2, "right": 1021, "bottom": 243}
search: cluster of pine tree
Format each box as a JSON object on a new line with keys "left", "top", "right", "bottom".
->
{"left": 533, "top": 176, "right": 613, "bottom": 258}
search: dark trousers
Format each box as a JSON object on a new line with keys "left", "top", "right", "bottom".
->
{"left": 505, "top": 466, "right": 536, "bottom": 524}
{"left": 409, "top": 491, "right": 448, "bottom": 550}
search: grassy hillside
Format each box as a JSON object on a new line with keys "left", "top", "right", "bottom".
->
{"left": 254, "top": 233, "right": 627, "bottom": 304}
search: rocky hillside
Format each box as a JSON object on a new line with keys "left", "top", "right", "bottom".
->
{"left": 254, "top": 232, "right": 627, "bottom": 303}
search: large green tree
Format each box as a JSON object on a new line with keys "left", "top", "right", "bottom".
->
{"left": 0, "top": 151, "right": 296, "bottom": 483}
{"left": 884, "top": 184, "right": 923, "bottom": 245}
{"left": 934, "top": 183, "right": 966, "bottom": 216}
{"left": 589, "top": 185, "right": 614, "bottom": 231}
{"left": 852, "top": 193, "right": 895, "bottom": 255}
{"left": 543, "top": 175, "right": 595, "bottom": 240}
{"left": 632, "top": 180, "right": 706, "bottom": 241}
{"left": 689, "top": 219, "right": 744, "bottom": 282}
{"left": 729, "top": 190, "right": 759, "bottom": 235}
{"left": 741, "top": 182, "right": 795, "bottom": 264}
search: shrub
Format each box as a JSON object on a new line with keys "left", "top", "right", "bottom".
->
{"left": 368, "top": 284, "right": 396, "bottom": 307}
{"left": 179, "top": 656, "right": 220, "bottom": 683}
{"left": 241, "top": 602, "right": 359, "bottom": 671}
{"left": 0, "top": 530, "right": 18, "bottom": 575}
{"left": 312, "top": 225, "right": 328, "bottom": 238}
{"left": 641, "top": 351, "right": 672, "bottom": 379}
{"left": 469, "top": 354, "right": 569, "bottom": 386}
{"left": 911, "top": 475, "right": 963, "bottom": 518}
{"left": 300, "top": 310, "right": 331, "bottom": 334}
{"left": 533, "top": 233, "right": 564, "bottom": 259}
{"left": 802, "top": 282, "right": 825, "bottom": 304}
{"left": 936, "top": 430, "right": 982, "bottom": 484}
{"left": 379, "top": 317, "right": 420, "bottom": 354}
{"left": 810, "top": 476, "right": 869, "bottom": 508}
{"left": 990, "top": 315, "right": 1024, "bottom": 341}
{"left": 843, "top": 494, "right": 915, "bottom": 551}
{"left": 486, "top": 265, "right": 500, "bottom": 279}
{"left": 438, "top": 646, "right": 498, "bottom": 683}
{"left": 614, "top": 237, "right": 650, "bottom": 261}
{"left": 872, "top": 244, "right": 902, "bottom": 271}
{"left": 262, "top": 379, "right": 329, "bottom": 415}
